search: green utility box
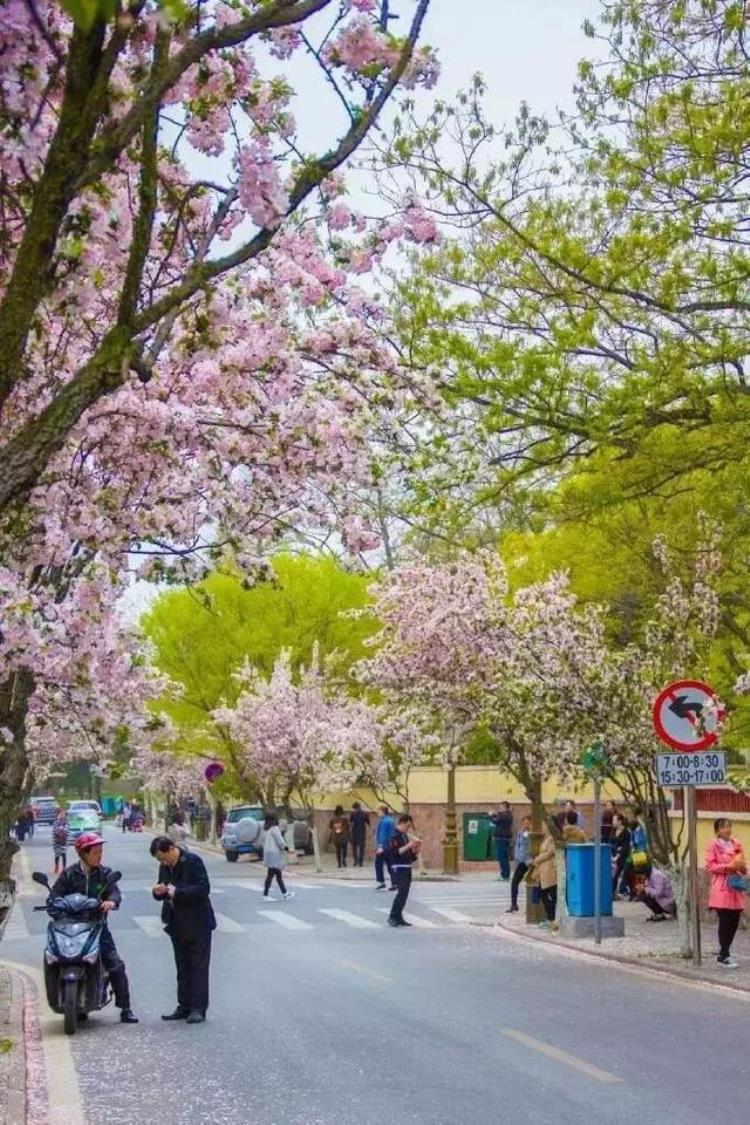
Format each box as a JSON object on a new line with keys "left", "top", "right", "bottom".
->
{"left": 462, "top": 812, "right": 494, "bottom": 861}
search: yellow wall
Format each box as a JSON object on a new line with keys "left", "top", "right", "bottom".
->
{"left": 310, "top": 766, "right": 750, "bottom": 869}
{"left": 313, "top": 766, "right": 622, "bottom": 808}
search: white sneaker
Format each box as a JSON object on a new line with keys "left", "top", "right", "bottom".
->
{"left": 263, "top": 894, "right": 276, "bottom": 901}
{"left": 718, "top": 956, "right": 738, "bottom": 968}
{"left": 283, "top": 891, "right": 295, "bottom": 900}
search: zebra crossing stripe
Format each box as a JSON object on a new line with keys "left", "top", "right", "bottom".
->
{"left": 256, "top": 910, "right": 313, "bottom": 930}
{"left": 133, "top": 916, "right": 163, "bottom": 937}
{"left": 319, "top": 908, "right": 379, "bottom": 929}
{"left": 428, "top": 907, "right": 473, "bottom": 923}
{"left": 374, "top": 908, "right": 437, "bottom": 928}
{"left": 213, "top": 912, "right": 245, "bottom": 933}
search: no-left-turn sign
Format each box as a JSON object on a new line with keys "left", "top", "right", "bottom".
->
{"left": 652, "top": 679, "right": 722, "bottom": 752}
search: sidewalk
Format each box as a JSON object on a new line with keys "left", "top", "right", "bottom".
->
{"left": 491, "top": 899, "right": 750, "bottom": 994}
{"left": 186, "top": 835, "right": 464, "bottom": 882}
{"left": 0, "top": 966, "right": 30, "bottom": 1125}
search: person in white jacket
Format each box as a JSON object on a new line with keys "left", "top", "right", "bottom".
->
{"left": 262, "top": 814, "right": 295, "bottom": 901}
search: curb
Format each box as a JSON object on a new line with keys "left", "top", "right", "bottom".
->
{"left": 481, "top": 916, "right": 750, "bottom": 998}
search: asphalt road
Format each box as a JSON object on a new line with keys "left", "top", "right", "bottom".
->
{"left": 5, "top": 828, "right": 750, "bottom": 1125}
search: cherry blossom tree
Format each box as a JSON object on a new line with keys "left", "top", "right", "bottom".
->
{"left": 356, "top": 551, "right": 611, "bottom": 826}
{"left": 0, "top": 0, "right": 438, "bottom": 895}
{"left": 212, "top": 646, "right": 382, "bottom": 807}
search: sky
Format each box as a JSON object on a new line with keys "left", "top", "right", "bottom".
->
{"left": 120, "top": 0, "right": 602, "bottom": 623}
{"left": 416, "top": 0, "right": 599, "bottom": 120}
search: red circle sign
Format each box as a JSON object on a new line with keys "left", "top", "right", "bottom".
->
{"left": 652, "top": 679, "right": 721, "bottom": 752}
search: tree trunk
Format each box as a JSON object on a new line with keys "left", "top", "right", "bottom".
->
{"left": 670, "top": 865, "right": 692, "bottom": 959}
{"left": 0, "top": 670, "right": 34, "bottom": 935}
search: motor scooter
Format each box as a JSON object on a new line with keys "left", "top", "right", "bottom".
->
{"left": 32, "top": 869, "right": 122, "bottom": 1035}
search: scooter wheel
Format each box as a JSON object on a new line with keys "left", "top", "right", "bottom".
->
{"left": 63, "top": 980, "right": 78, "bottom": 1036}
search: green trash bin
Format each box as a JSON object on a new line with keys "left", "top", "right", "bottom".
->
{"left": 462, "top": 812, "right": 494, "bottom": 861}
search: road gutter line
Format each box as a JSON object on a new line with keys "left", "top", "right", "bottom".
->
{"left": 501, "top": 1029, "right": 623, "bottom": 1084}
{"left": 1, "top": 959, "right": 85, "bottom": 1125}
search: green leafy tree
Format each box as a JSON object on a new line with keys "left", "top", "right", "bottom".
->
{"left": 141, "top": 554, "right": 377, "bottom": 797}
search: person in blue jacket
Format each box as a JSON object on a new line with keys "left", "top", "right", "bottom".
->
{"left": 374, "top": 805, "right": 396, "bottom": 891}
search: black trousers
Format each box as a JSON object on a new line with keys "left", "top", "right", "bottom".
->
{"left": 264, "top": 867, "right": 287, "bottom": 895}
{"left": 334, "top": 839, "right": 348, "bottom": 867}
{"left": 540, "top": 885, "right": 557, "bottom": 922}
{"left": 389, "top": 867, "right": 412, "bottom": 922}
{"left": 717, "top": 908, "right": 742, "bottom": 959}
{"left": 99, "top": 928, "right": 131, "bottom": 1009}
{"left": 351, "top": 838, "right": 365, "bottom": 866}
{"left": 170, "top": 931, "right": 212, "bottom": 1015}
{"left": 510, "top": 862, "right": 528, "bottom": 909}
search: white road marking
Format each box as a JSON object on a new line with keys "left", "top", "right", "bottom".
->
{"left": 374, "top": 908, "right": 437, "bottom": 928}
{"left": 230, "top": 882, "right": 264, "bottom": 893}
{"left": 133, "top": 915, "right": 164, "bottom": 937}
{"left": 428, "top": 907, "right": 473, "bottom": 923}
{"left": 501, "top": 1029, "right": 623, "bottom": 1084}
{"left": 213, "top": 912, "right": 245, "bottom": 933}
{"left": 338, "top": 959, "right": 392, "bottom": 983}
{"left": 257, "top": 910, "right": 313, "bottom": 930}
{"left": 1, "top": 959, "right": 86, "bottom": 1125}
{"left": 319, "top": 908, "right": 379, "bottom": 930}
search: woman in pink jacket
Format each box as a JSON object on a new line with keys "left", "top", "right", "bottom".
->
{"left": 705, "top": 817, "right": 746, "bottom": 968}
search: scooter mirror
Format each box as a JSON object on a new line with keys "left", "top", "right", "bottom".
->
{"left": 32, "top": 871, "right": 50, "bottom": 888}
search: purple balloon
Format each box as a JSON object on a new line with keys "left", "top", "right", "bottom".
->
{"left": 204, "top": 762, "right": 224, "bottom": 784}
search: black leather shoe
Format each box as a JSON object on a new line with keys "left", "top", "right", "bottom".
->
{"left": 387, "top": 918, "right": 400, "bottom": 927}
{"left": 120, "top": 1009, "right": 139, "bottom": 1024}
{"left": 399, "top": 920, "right": 413, "bottom": 927}
{"left": 186, "top": 1010, "right": 205, "bottom": 1024}
{"left": 161, "top": 1008, "right": 189, "bottom": 1021}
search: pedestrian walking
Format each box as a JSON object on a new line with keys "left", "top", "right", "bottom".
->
{"left": 262, "top": 814, "right": 295, "bottom": 901}
{"left": 507, "top": 814, "right": 532, "bottom": 913}
{"left": 24, "top": 805, "right": 35, "bottom": 838}
{"left": 634, "top": 863, "right": 676, "bottom": 922}
{"left": 151, "top": 835, "right": 216, "bottom": 1023}
{"left": 349, "top": 802, "right": 370, "bottom": 868}
{"left": 387, "top": 814, "right": 421, "bottom": 927}
{"left": 601, "top": 800, "right": 616, "bottom": 844}
{"left": 706, "top": 817, "right": 747, "bottom": 969}
{"left": 121, "top": 801, "right": 131, "bottom": 833}
{"left": 167, "top": 810, "right": 189, "bottom": 848}
{"left": 14, "top": 810, "right": 30, "bottom": 844}
{"left": 610, "top": 813, "right": 631, "bottom": 898}
{"left": 489, "top": 801, "right": 514, "bottom": 881}
{"left": 375, "top": 805, "right": 396, "bottom": 890}
{"left": 329, "top": 805, "right": 350, "bottom": 868}
{"left": 529, "top": 825, "right": 557, "bottom": 927}
{"left": 564, "top": 800, "right": 584, "bottom": 829}
{"left": 52, "top": 809, "right": 69, "bottom": 874}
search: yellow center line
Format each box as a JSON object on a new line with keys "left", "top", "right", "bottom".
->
{"left": 337, "top": 959, "right": 392, "bottom": 984}
{"left": 501, "top": 1028, "right": 623, "bottom": 1084}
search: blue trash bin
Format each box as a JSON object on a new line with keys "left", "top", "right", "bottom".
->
{"left": 566, "top": 843, "right": 613, "bottom": 917}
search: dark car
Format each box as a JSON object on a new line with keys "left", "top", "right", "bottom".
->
{"left": 30, "top": 796, "right": 57, "bottom": 826}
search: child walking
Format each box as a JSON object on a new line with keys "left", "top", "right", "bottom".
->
{"left": 262, "top": 814, "right": 295, "bottom": 901}
{"left": 52, "top": 809, "right": 69, "bottom": 874}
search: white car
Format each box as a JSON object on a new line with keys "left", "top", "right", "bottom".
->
{"left": 68, "top": 800, "right": 102, "bottom": 817}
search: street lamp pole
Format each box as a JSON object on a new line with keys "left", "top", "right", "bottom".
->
{"left": 442, "top": 762, "right": 459, "bottom": 875}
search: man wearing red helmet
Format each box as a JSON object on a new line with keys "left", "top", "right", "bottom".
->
{"left": 50, "top": 832, "right": 139, "bottom": 1024}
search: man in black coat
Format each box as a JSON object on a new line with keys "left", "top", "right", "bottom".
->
{"left": 150, "top": 836, "right": 216, "bottom": 1024}
{"left": 349, "top": 802, "right": 371, "bottom": 868}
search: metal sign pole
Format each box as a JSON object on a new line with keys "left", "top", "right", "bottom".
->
{"left": 685, "top": 785, "right": 701, "bottom": 966}
{"left": 593, "top": 776, "right": 602, "bottom": 945}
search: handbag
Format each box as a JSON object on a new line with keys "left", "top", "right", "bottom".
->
{"left": 727, "top": 874, "right": 749, "bottom": 892}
